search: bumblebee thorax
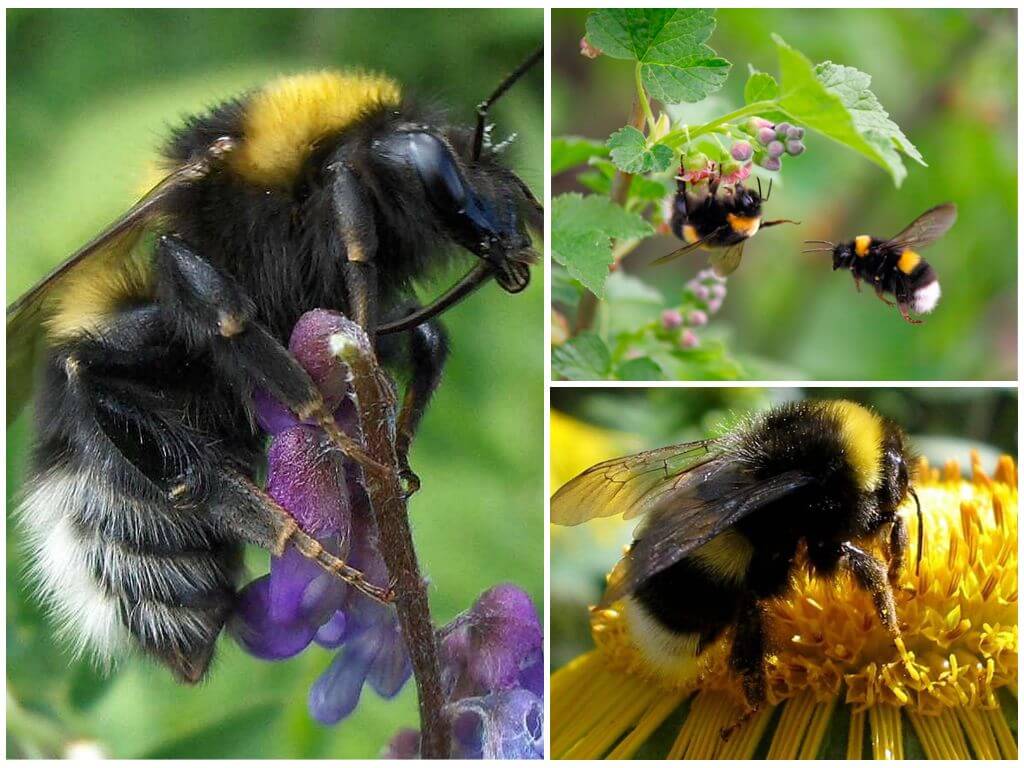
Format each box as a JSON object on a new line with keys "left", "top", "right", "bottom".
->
{"left": 229, "top": 70, "right": 402, "bottom": 188}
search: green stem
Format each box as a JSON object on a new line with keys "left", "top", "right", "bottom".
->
{"left": 662, "top": 100, "right": 777, "bottom": 149}
{"left": 634, "top": 63, "right": 656, "bottom": 132}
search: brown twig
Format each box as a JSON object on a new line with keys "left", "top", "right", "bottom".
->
{"left": 332, "top": 319, "right": 450, "bottom": 759}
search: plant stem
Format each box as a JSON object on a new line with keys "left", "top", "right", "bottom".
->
{"left": 634, "top": 62, "right": 656, "bottom": 132}
{"left": 575, "top": 97, "right": 645, "bottom": 335}
{"left": 335, "top": 323, "right": 450, "bottom": 759}
{"left": 662, "top": 100, "right": 778, "bottom": 148}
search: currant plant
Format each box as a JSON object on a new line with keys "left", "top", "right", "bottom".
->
{"left": 552, "top": 9, "right": 925, "bottom": 381}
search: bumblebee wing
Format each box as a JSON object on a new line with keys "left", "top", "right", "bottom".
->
{"left": 650, "top": 227, "right": 727, "bottom": 266}
{"left": 550, "top": 439, "right": 723, "bottom": 526}
{"left": 602, "top": 467, "right": 814, "bottom": 603}
{"left": 7, "top": 151, "right": 222, "bottom": 422}
{"left": 888, "top": 203, "right": 957, "bottom": 251}
{"left": 709, "top": 242, "right": 745, "bottom": 277}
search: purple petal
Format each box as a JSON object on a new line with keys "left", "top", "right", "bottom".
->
{"left": 314, "top": 611, "right": 348, "bottom": 649}
{"left": 449, "top": 689, "right": 544, "bottom": 760}
{"left": 367, "top": 621, "right": 412, "bottom": 698}
{"left": 267, "top": 425, "right": 351, "bottom": 537}
{"left": 231, "top": 576, "right": 317, "bottom": 660}
{"left": 268, "top": 545, "right": 324, "bottom": 624}
{"left": 288, "top": 310, "right": 358, "bottom": 412}
{"left": 253, "top": 388, "right": 299, "bottom": 435}
{"left": 441, "top": 584, "right": 543, "bottom": 697}
{"left": 383, "top": 728, "right": 420, "bottom": 759}
{"left": 308, "top": 633, "right": 376, "bottom": 725}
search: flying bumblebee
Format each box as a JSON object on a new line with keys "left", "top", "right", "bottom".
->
{"left": 803, "top": 203, "right": 956, "bottom": 324}
{"left": 654, "top": 177, "right": 798, "bottom": 276}
{"left": 551, "top": 400, "right": 922, "bottom": 735}
{"left": 7, "top": 47, "right": 541, "bottom": 682}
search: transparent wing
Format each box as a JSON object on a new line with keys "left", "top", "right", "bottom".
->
{"left": 7, "top": 144, "right": 230, "bottom": 422}
{"left": 650, "top": 227, "right": 726, "bottom": 266}
{"left": 602, "top": 468, "right": 813, "bottom": 604}
{"left": 709, "top": 241, "right": 745, "bottom": 277}
{"left": 550, "top": 439, "right": 722, "bottom": 526}
{"left": 887, "top": 203, "right": 957, "bottom": 251}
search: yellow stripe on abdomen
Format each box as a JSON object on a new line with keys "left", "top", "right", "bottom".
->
{"left": 897, "top": 249, "right": 921, "bottom": 274}
{"left": 682, "top": 224, "right": 699, "bottom": 244}
{"left": 854, "top": 235, "right": 872, "bottom": 258}
{"left": 726, "top": 213, "right": 761, "bottom": 237}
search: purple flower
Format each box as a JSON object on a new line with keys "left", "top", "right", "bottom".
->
{"left": 786, "top": 139, "right": 806, "bottom": 156}
{"left": 389, "top": 584, "right": 544, "bottom": 759}
{"left": 766, "top": 140, "right": 785, "bottom": 159}
{"left": 231, "top": 309, "right": 411, "bottom": 725}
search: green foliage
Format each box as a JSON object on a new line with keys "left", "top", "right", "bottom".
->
{"left": 586, "top": 9, "right": 731, "bottom": 103}
{"left": 551, "top": 8, "right": 998, "bottom": 382}
{"left": 7, "top": 8, "right": 543, "bottom": 759}
{"left": 771, "top": 35, "right": 924, "bottom": 186}
{"left": 606, "top": 126, "right": 673, "bottom": 174}
{"left": 551, "top": 193, "right": 652, "bottom": 296}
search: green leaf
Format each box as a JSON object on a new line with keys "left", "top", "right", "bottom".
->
{"left": 586, "top": 9, "right": 730, "bottom": 104}
{"left": 552, "top": 135, "right": 610, "bottom": 175}
{"left": 616, "top": 356, "right": 665, "bottom": 380}
{"left": 551, "top": 193, "right": 653, "bottom": 297}
{"left": 607, "top": 126, "right": 674, "bottom": 173}
{"left": 552, "top": 332, "right": 612, "bottom": 380}
{"left": 744, "top": 70, "right": 779, "bottom": 104}
{"left": 772, "top": 35, "right": 923, "bottom": 186}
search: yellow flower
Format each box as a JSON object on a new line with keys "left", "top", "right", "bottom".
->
{"left": 552, "top": 455, "right": 1018, "bottom": 760}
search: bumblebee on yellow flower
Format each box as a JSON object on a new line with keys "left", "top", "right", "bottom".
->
{"left": 550, "top": 393, "right": 1017, "bottom": 759}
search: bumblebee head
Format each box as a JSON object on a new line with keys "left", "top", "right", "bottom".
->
{"left": 731, "top": 182, "right": 764, "bottom": 218}
{"left": 831, "top": 242, "right": 854, "bottom": 270}
{"left": 372, "top": 128, "right": 538, "bottom": 294}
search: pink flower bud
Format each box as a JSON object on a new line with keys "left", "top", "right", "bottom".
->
{"left": 679, "top": 329, "right": 699, "bottom": 349}
{"left": 579, "top": 37, "right": 601, "bottom": 59}
{"left": 661, "top": 309, "right": 684, "bottom": 329}
{"left": 688, "top": 310, "right": 708, "bottom": 327}
{"left": 730, "top": 141, "right": 753, "bottom": 162}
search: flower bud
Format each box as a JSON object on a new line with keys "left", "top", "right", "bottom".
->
{"left": 730, "top": 140, "right": 753, "bottom": 162}
{"left": 786, "top": 140, "right": 805, "bottom": 156}
{"left": 651, "top": 112, "right": 671, "bottom": 143}
{"left": 757, "top": 127, "right": 776, "bottom": 145}
{"left": 710, "top": 283, "right": 727, "bottom": 300}
{"left": 691, "top": 284, "right": 710, "bottom": 301}
{"left": 679, "top": 329, "right": 699, "bottom": 349}
{"left": 579, "top": 37, "right": 601, "bottom": 59}
{"left": 760, "top": 156, "right": 782, "bottom": 172}
{"left": 683, "top": 151, "right": 710, "bottom": 173}
{"left": 687, "top": 310, "right": 708, "bottom": 327}
{"left": 661, "top": 309, "right": 683, "bottom": 329}
{"left": 775, "top": 122, "right": 792, "bottom": 137}
{"left": 786, "top": 125, "right": 805, "bottom": 140}
{"left": 766, "top": 140, "right": 785, "bottom": 159}
{"left": 746, "top": 117, "right": 773, "bottom": 133}
{"left": 707, "top": 297, "right": 723, "bottom": 314}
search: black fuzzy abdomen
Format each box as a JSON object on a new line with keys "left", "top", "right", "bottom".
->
{"left": 633, "top": 555, "right": 742, "bottom": 647}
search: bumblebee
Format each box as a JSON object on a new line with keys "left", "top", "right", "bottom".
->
{"left": 654, "top": 177, "right": 798, "bottom": 276}
{"left": 552, "top": 400, "right": 922, "bottom": 734}
{"left": 7, "top": 48, "right": 541, "bottom": 682}
{"left": 803, "top": 203, "right": 956, "bottom": 324}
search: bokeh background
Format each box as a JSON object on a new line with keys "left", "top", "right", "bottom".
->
{"left": 6, "top": 8, "right": 542, "bottom": 759}
{"left": 553, "top": 8, "right": 1017, "bottom": 380}
{"left": 550, "top": 387, "right": 1018, "bottom": 669}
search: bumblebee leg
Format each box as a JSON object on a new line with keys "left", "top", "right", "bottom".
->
{"left": 377, "top": 304, "right": 450, "bottom": 497}
{"left": 897, "top": 301, "right": 923, "bottom": 324}
{"left": 721, "top": 594, "right": 767, "bottom": 741}
{"left": 154, "top": 235, "right": 391, "bottom": 477}
{"left": 853, "top": 274, "right": 863, "bottom": 293}
{"left": 841, "top": 542, "right": 899, "bottom": 635}
{"left": 887, "top": 515, "right": 909, "bottom": 585}
{"left": 329, "top": 161, "right": 380, "bottom": 331}
{"left": 211, "top": 469, "right": 395, "bottom": 604}
{"left": 873, "top": 282, "right": 896, "bottom": 307}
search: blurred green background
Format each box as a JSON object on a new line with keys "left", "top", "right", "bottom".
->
{"left": 549, "top": 387, "right": 1018, "bottom": 670}
{"left": 553, "top": 8, "right": 1017, "bottom": 380}
{"left": 6, "top": 8, "right": 542, "bottom": 759}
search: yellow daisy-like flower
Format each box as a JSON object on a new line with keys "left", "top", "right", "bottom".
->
{"left": 552, "top": 455, "right": 1018, "bottom": 760}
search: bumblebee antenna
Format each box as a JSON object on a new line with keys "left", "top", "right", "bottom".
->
{"left": 471, "top": 45, "right": 543, "bottom": 161}
{"left": 767, "top": 177, "right": 773, "bottom": 201}
{"left": 909, "top": 487, "right": 924, "bottom": 575}
{"left": 801, "top": 239, "right": 834, "bottom": 254}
